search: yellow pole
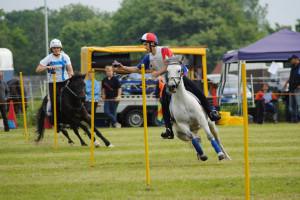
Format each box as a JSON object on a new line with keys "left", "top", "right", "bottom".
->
{"left": 241, "top": 61, "right": 250, "bottom": 200}
{"left": 19, "top": 72, "right": 28, "bottom": 141}
{"left": 202, "top": 52, "right": 208, "bottom": 96}
{"left": 52, "top": 73, "right": 58, "bottom": 149}
{"left": 141, "top": 64, "right": 151, "bottom": 187}
{"left": 90, "top": 69, "right": 95, "bottom": 167}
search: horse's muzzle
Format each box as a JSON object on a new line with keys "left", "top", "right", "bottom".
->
{"left": 168, "top": 84, "right": 177, "bottom": 93}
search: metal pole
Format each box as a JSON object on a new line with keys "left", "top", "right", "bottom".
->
{"left": 90, "top": 69, "right": 95, "bottom": 167}
{"left": 53, "top": 73, "right": 58, "bottom": 149}
{"left": 141, "top": 64, "right": 150, "bottom": 187}
{"left": 44, "top": 0, "right": 49, "bottom": 56}
{"left": 201, "top": 51, "right": 208, "bottom": 97}
{"left": 241, "top": 61, "right": 250, "bottom": 200}
{"left": 19, "top": 72, "right": 28, "bottom": 141}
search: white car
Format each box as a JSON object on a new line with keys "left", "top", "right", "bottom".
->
{"left": 207, "top": 74, "right": 252, "bottom": 104}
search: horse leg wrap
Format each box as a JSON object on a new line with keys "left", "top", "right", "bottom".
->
{"left": 192, "top": 138, "right": 204, "bottom": 155}
{"left": 211, "top": 139, "right": 222, "bottom": 153}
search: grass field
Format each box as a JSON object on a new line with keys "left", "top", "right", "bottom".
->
{"left": 0, "top": 124, "right": 299, "bottom": 200}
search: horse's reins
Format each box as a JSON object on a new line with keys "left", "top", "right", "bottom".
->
{"left": 60, "top": 80, "right": 85, "bottom": 119}
{"left": 169, "top": 76, "right": 182, "bottom": 89}
{"left": 63, "top": 80, "right": 85, "bottom": 100}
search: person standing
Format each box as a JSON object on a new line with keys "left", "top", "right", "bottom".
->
{"left": 101, "top": 66, "right": 122, "bottom": 128}
{"left": 36, "top": 39, "right": 74, "bottom": 124}
{"left": 284, "top": 55, "right": 300, "bottom": 123}
{"left": 0, "top": 72, "right": 9, "bottom": 132}
{"left": 85, "top": 71, "right": 100, "bottom": 114}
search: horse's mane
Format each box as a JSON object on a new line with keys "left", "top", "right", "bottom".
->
{"left": 166, "top": 56, "right": 181, "bottom": 65}
{"left": 70, "top": 72, "right": 85, "bottom": 81}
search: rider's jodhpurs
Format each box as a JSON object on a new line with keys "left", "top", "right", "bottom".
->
{"left": 48, "top": 80, "right": 68, "bottom": 124}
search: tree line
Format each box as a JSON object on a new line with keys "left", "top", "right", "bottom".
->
{"left": 0, "top": 0, "right": 299, "bottom": 75}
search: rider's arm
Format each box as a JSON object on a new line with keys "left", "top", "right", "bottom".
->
{"left": 36, "top": 64, "right": 47, "bottom": 73}
{"left": 64, "top": 54, "right": 74, "bottom": 77}
{"left": 120, "top": 64, "right": 140, "bottom": 73}
{"left": 155, "top": 65, "right": 168, "bottom": 76}
{"left": 36, "top": 56, "right": 52, "bottom": 73}
{"left": 118, "top": 54, "right": 150, "bottom": 73}
{"left": 66, "top": 64, "right": 74, "bottom": 77}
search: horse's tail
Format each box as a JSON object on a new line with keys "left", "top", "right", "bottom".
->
{"left": 35, "top": 96, "right": 47, "bottom": 142}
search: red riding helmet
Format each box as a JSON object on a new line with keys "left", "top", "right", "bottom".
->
{"left": 140, "top": 33, "right": 159, "bottom": 45}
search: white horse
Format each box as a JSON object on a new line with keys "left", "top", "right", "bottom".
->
{"left": 166, "top": 60, "right": 231, "bottom": 161}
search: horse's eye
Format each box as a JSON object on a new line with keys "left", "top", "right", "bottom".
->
{"left": 178, "top": 70, "right": 181, "bottom": 73}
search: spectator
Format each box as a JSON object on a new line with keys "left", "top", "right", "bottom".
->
{"left": 255, "top": 83, "right": 278, "bottom": 124}
{"left": 0, "top": 72, "right": 9, "bottom": 132}
{"left": 208, "top": 79, "right": 219, "bottom": 109}
{"left": 284, "top": 55, "right": 300, "bottom": 123}
{"left": 101, "top": 66, "right": 122, "bottom": 128}
{"left": 84, "top": 71, "right": 100, "bottom": 114}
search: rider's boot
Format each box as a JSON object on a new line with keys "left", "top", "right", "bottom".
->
{"left": 209, "top": 110, "right": 221, "bottom": 121}
{"left": 161, "top": 128, "right": 174, "bottom": 139}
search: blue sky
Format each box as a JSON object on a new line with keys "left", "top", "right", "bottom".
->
{"left": 1, "top": 0, "right": 300, "bottom": 28}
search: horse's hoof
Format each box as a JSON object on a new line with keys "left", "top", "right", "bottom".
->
{"left": 161, "top": 129, "right": 174, "bottom": 139}
{"left": 94, "top": 141, "right": 100, "bottom": 148}
{"left": 107, "top": 144, "right": 114, "bottom": 148}
{"left": 218, "top": 152, "right": 225, "bottom": 161}
{"left": 81, "top": 143, "right": 87, "bottom": 146}
{"left": 197, "top": 154, "right": 208, "bottom": 161}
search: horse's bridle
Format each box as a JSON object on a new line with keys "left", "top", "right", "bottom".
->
{"left": 63, "top": 80, "right": 85, "bottom": 100}
{"left": 169, "top": 76, "right": 182, "bottom": 89}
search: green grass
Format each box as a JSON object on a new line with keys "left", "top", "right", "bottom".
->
{"left": 0, "top": 124, "right": 300, "bottom": 200}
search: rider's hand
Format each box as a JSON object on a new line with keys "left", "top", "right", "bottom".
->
{"left": 101, "top": 95, "right": 106, "bottom": 100}
{"left": 47, "top": 66, "right": 56, "bottom": 70}
{"left": 112, "top": 60, "right": 123, "bottom": 68}
{"left": 115, "top": 96, "right": 121, "bottom": 102}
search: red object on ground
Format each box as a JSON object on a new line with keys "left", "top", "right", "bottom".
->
{"left": 7, "top": 100, "right": 17, "bottom": 128}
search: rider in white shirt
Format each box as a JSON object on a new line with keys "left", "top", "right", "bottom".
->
{"left": 36, "top": 39, "right": 74, "bottom": 124}
{"left": 115, "top": 33, "right": 221, "bottom": 139}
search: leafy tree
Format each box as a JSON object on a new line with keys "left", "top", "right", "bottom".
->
{"left": 111, "top": 0, "right": 268, "bottom": 70}
{"left": 296, "top": 19, "right": 300, "bottom": 32}
{"left": 5, "top": 8, "right": 45, "bottom": 74}
{"left": 1, "top": 1, "right": 270, "bottom": 74}
{"left": 60, "top": 17, "right": 112, "bottom": 70}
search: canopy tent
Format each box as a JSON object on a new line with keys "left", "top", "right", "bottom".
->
{"left": 223, "top": 29, "right": 300, "bottom": 63}
{"left": 219, "top": 29, "right": 300, "bottom": 110}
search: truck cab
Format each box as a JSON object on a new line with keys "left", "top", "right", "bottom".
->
{"left": 81, "top": 46, "right": 208, "bottom": 127}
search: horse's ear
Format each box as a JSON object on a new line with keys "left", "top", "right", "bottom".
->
{"left": 81, "top": 74, "right": 86, "bottom": 79}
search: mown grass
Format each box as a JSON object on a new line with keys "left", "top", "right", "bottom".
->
{"left": 0, "top": 124, "right": 299, "bottom": 200}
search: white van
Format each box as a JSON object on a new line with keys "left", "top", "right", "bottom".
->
{"left": 207, "top": 74, "right": 252, "bottom": 104}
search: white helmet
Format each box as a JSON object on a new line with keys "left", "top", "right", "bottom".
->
{"left": 49, "top": 39, "right": 62, "bottom": 48}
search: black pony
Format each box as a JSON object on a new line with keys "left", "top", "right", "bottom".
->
{"left": 7, "top": 78, "right": 27, "bottom": 114}
{"left": 36, "top": 73, "right": 112, "bottom": 147}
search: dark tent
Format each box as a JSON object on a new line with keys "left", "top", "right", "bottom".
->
{"left": 223, "top": 29, "right": 300, "bottom": 63}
